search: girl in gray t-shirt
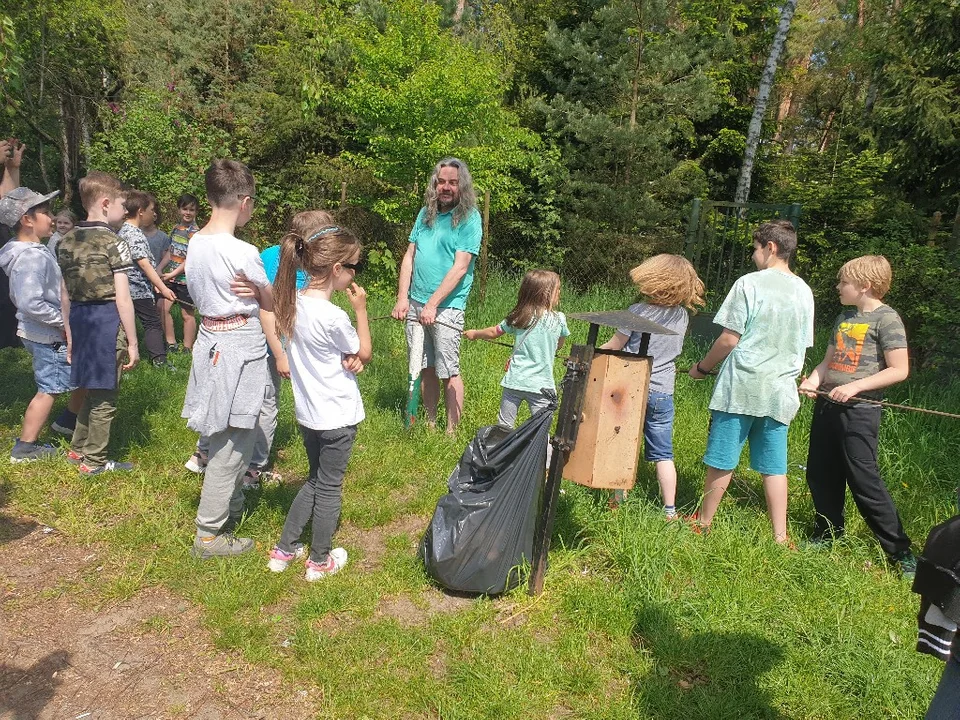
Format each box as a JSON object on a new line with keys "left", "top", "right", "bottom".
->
{"left": 599, "top": 254, "right": 705, "bottom": 517}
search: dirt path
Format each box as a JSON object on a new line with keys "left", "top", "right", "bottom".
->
{"left": 0, "top": 514, "right": 321, "bottom": 720}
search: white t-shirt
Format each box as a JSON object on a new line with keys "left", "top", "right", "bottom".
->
{"left": 184, "top": 232, "right": 269, "bottom": 318}
{"left": 709, "top": 268, "right": 815, "bottom": 426}
{"left": 288, "top": 294, "right": 364, "bottom": 431}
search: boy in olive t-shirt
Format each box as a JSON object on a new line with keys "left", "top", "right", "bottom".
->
{"left": 799, "top": 255, "right": 915, "bottom": 576}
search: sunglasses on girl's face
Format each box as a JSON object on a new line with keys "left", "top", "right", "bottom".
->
{"left": 342, "top": 258, "right": 366, "bottom": 274}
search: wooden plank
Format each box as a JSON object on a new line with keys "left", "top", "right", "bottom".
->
{"left": 564, "top": 353, "right": 651, "bottom": 489}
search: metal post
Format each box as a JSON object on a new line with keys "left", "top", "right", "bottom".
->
{"left": 529, "top": 342, "right": 594, "bottom": 596}
{"left": 529, "top": 322, "right": 601, "bottom": 596}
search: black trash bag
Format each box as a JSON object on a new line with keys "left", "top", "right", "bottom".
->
{"left": 420, "top": 393, "right": 557, "bottom": 595}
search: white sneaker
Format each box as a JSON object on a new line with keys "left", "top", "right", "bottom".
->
{"left": 267, "top": 545, "right": 306, "bottom": 572}
{"left": 305, "top": 548, "right": 348, "bottom": 581}
{"left": 184, "top": 451, "right": 207, "bottom": 474}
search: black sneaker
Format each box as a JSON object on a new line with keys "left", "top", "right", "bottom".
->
{"left": 51, "top": 410, "right": 77, "bottom": 437}
{"left": 152, "top": 359, "right": 177, "bottom": 371}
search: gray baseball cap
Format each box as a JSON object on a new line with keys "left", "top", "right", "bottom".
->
{"left": 0, "top": 187, "right": 60, "bottom": 227}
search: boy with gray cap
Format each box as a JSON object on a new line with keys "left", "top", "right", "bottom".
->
{"left": 0, "top": 187, "right": 87, "bottom": 462}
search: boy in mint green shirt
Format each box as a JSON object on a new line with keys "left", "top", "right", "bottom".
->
{"left": 688, "top": 220, "right": 814, "bottom": 544}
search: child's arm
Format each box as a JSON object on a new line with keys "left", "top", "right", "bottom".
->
{"left": 464, "top": 325, "right": 505, "bottom": 341}
{"left": 61, "top": 280, "right": 72, "bottom": 363}
{"left": 799, "top": 347, "right": 833, "bottom": 398}
{"left": 257, "top": 283, "right": 290, "bottom": 378}
{"left": 161, "top": 261, "right": 184, "bottom": 282}
{"left": 347, "top": 282, "right": 372, "bottom": 364}
{"left": 827, "top": 347, "right": 909, "bottom": 403}
{"left": 156, "top": 248, "right": 171, "bottom": 271}
{"left": 137, "top": 258, "right": 176, "bottom": 301}
{"left": 599, "top": 331, "right": 630, "bottom": 352}
{"left": 689, "top": 329, "right": 740, "bottom": 379}
{"left": 114, "top": 272, "right": 139, "bottom": 370}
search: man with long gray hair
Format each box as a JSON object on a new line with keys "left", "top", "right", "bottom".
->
{"left": 391, "top": 157, "right": 482, "bottom": 433}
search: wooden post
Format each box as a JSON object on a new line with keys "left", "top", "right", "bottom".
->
{"left": 684, "top": 198, "right": 702, "bottom": 258}
{"left": 480, "top": 188, "right": 490, "bottom": 303}
{"left": 340, "top": 181, "right": 348, "bottom": 209}
{"left": 950, "top": 198, "right": 960, "bottom": 253}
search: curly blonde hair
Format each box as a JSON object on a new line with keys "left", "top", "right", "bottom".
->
{"left": 629, "top": 254, "right": 705, "bottom": 312}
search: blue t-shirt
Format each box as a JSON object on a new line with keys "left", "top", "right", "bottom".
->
{"left": 261, "top": 244, "right": 307, "bottom": 288}
{"left": 498, "top": 311, "right": 570, "bottom": 394}
{"left": 408, "top": 207, "right": 482, "bottom": 310}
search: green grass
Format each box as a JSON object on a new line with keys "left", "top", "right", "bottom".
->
{"left": 0, "top": 274, "right": 955, "bottom": 718}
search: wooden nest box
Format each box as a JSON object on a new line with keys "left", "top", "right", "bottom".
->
{"left": 562, "top": 311, "right": 676, "bottom": 491}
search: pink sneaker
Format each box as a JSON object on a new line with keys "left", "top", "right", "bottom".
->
{"left": 267, "top": 545, "right": 306, "bottom": 572}
{"left": 305, "top": 548, "right": 348, "bottom": 581}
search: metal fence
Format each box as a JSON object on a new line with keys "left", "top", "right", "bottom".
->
{"left": 684, "top": 199, "right": 802, "bottom": 309}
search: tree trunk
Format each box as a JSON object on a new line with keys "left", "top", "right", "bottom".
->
{"left": 452, "top": 0, "right": 466, "bottom": 24}
{"left": 818, "top": 108, "right": 836, "bottom": 152}
{"left": 58, "top": 95, "right": 73, "bottom": 205}
{"left": 734, "top": 0, "right": 798, "bottom": 204}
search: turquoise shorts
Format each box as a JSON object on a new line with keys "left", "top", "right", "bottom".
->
{"left": 703, "top": 410, "right": 788, "bottom": 476}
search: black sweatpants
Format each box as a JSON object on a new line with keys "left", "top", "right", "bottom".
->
{"left": 133, "top": 297, "right": 166, "bottom": 363}
{"left": 805, "top": 396, "right": 911, "bottom": 556}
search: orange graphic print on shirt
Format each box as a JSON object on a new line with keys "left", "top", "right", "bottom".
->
{"left": 829, "top": 322, "right": 869, "bottom": 374}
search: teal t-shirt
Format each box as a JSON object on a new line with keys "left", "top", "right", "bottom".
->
{"left": 409, "top": 206, "right": 482, "bottom": 310}
{"left": 708, "top": 269, "right": 815, "bottom": 426}
{"left": 261, "top": 244, "right": 307, "bottom": 289}
{"left": 499, "top": 311, "right": 570, "bottom": 394}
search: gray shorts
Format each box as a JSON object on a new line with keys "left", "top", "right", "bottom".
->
{"left": 405, "top": 300, "right": 464, "bottom": 379}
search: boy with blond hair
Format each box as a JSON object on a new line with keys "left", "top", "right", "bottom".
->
{"left": 799, "top": 255, "right": 915, "bottom": 575}
{"left": 183, "top": 159, "right": 287, "bottom": 559}
{"left": 56, "top": 171, "right": 140, "bottom": 475}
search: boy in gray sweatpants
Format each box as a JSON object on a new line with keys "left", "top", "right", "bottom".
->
{"left": 182, "top": 160, "right": 288, "bottom": 558}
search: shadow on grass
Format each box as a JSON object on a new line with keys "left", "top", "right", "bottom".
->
{"left": 0, "top": 479, "right": 37, "bottom": 547}
{"left": 0, "top": 650, "right": 70, "bottom": 719}
{"left": 0, "top": 348, "right": 37, "bottom": 429}
{"left": 632, "top": 605, "right": 787, "bottom": 720}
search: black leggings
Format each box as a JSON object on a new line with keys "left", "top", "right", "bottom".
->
{"left": 133, "top": 297, "right": 166, "bottom": 362}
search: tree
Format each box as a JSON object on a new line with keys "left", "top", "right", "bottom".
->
{"left": 734, "top": 0, "right": 798, "bottom": 204}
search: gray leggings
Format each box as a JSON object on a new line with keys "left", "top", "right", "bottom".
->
{"left": 278, "top": 425, "right": 357, "bottom": 563}
{"left": 497, "top": 388, "right": 554, "bottom": 429}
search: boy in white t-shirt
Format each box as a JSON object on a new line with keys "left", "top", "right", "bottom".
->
{"left": 182, "top": 159, "right": 288, "bottom": 559}
{"left": 688, "top": 220, "right": 815, "bottom": 544}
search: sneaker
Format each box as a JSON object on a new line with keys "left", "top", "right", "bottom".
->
{"left": 267, "top": 545, "right": 306, "bottom": 572}
{"left": 892, "top": 550, "right": 917, "bottom": 579}
{"left": 182, "top": 346, "right": 193, "bottom": 355}
{"left": 682, "top": 511, "right": 710, "bottom": 535}
{"left": 241, "top": 467, "right": 261, "bottom": 491}
{"left": 66, "top": 449, "right": 84, "bottom": 465}
{"left": 305, "top": 548, "right": 348, "bottom": 581}
{"left": 79, "top": 460, "right": 134, "bottom": 475}
{"left": 152, "top": 359, "right": 177, "bottom": 371}
{"left": 166, "top": 343, "right": 179, "bottom": 355}
{"left": 51, "top": 410, "right": 77, "bottom": 437}
{"left": 10, "top": 441, "right": 58, "bottom": 463}
{"left": 184, "top": 451, "right": 208, "bottom": 474}
{"left": 192, "top": 533, "right": 254, "bottom": 559}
